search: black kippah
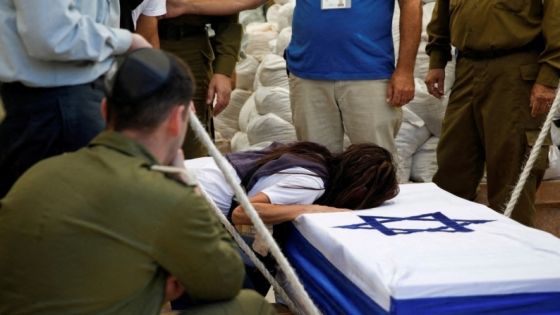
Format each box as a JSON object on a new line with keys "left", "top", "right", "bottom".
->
{"left": 105, "top": 48, "right": 173, "bottom": 104}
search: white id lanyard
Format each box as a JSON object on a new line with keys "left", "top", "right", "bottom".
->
{"left": 322, "top": 0, "right": 352, "bottom": 10}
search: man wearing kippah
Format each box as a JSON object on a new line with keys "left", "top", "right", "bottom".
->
{"left": 0, "top": 49, "right": 275, "bottom": 315}
{"left": 425, "top": 0, "right": 560, "bottom": 226}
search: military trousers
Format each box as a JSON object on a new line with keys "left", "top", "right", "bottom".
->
{"left": 161, "top": 35, "right": 215, "bottom": 159}
{"left": 177, "top": 290, "right": 276, "bottom": 315}
{"left": 433, "top": 51, "right": 549, "bottom": 226}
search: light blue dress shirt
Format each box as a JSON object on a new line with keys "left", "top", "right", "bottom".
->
{"left": 0, "top": 0, "right": 132, "bottom": 87}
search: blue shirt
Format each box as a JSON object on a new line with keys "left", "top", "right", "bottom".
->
{"left": 286, "top": 0, "right": 396, "bottom": 81}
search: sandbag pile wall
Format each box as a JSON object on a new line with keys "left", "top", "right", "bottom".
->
{"left": 215, "top": 0, "right": 296, "bottom": 152}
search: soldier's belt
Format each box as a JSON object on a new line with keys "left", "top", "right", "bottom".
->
{"left": 158, "top": 23, "right": 207, "bottom": 41}
{"left": 458, "top": 41, "right": 541, "bottom": 60}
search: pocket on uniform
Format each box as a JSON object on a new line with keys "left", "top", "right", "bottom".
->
{"left": 494, "top": 0, "right": 526, "bottom": 12}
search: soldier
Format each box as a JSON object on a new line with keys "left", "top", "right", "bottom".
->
{"left": 0, "top": 49, "right": 274, "bottom": 315}
{"left": 159, "top": 11, "right": 242, "bottom": 158}
{"left": 425, "top": 0, "right": 560, "bottom": 226}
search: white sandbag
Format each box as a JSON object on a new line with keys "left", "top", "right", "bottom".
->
{"left": 410, "top": 136, "right": 439, "bottom": 182}
{"left": 278, "top": 1, "right": 295, "bottom": 27}
{"left": 396, "top": 108, "right": 431, "bottom": 183}
{"left": 247, "top": 113, "right": 297, "bottom": 145}
{"left": 405, "top": 79, "right": 448, "bottom": 137}
{"left": 231, "top": 131, "right": 251, "bottom": 152}
{"left": 254, "top": 53, "right": 289, "bottom": 90}
{"left": 214, "top": 89, "right": 252, "bottom": 139}
{"left": 551, "top": 123, "right": 559, "bottom": 147}
{"left": 235, "top": 55, "right": 260, "bottom": 91}
{"left": 248, "top": 141, "right": 274, "bottom": 151}
{"left": 244, "top": 22, "right": 278, "bottom": 61}
{"left": 254, "top": 86, "right": 292, "bottom": 123}
{"left": 275, "top": 27, "right": 292, "bottom": 55}
{"left": 544, "top": 145, "right": 560, "bottom": 180}
{"left": 266, "top": 4, "right": 290, "bottom": 30}
{"left": 239, "top": 7, "right": 266, "bottom": 28}
{"left": 238, "top": 93, "right": 260, "bottom": 133}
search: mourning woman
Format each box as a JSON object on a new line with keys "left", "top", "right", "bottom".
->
{"left": 185, "top": 141, "right": 400, "bottom": 225}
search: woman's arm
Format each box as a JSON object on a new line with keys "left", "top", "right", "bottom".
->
{"left": 231, "top": 193, "right": 348, "bottom": 225}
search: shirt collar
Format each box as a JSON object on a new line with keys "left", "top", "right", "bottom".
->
{"left": 89, "top": 130, "right": 159, "bottom": 165}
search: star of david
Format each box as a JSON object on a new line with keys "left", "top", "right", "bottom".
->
{"left": 335, "top": 212, "right": 494, "bottom": 236}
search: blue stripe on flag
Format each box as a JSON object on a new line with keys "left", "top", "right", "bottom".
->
{"left": 283, "top": 223, "right": 560, "bottom": 315}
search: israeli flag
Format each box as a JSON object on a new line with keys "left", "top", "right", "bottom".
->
{"left": 283, "top": 183, "right": 560, "bottom": 314}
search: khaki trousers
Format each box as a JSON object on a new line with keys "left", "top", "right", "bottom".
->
{"left": 433, "top": 51, "right": 549, "bottom": 226}
{"left": 161, "top": 35, "right": 214, "bottom": 159}
{"left": 289, "top": 75, "right": 402, "bottom": 155}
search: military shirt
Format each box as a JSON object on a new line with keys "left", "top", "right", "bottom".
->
{"left": 426, "top": 0, "right": 560, "bottom": 87}
{"left": 166, "top": 14, "right": 242, "bottom": 77}
{"left": 0, "top": 131, "right": 244, "bottom": 315}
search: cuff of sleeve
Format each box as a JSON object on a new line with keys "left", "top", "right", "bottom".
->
{"left": 536, "top": 63, "right": 560, "bottom": 88}
{"left": 112, "top": 28, "right": 133, "bottom": 55}
{"left": 428, "top": 50, "right": 449, "bottom": 70}
{"left": 214, "top": 55, "right": 238, "bottom": 77}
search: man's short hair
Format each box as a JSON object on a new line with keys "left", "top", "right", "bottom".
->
{"left": 105, "top": 48, "right": 195, "bottom": 132}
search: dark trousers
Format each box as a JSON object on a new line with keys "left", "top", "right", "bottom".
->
{"left": 433, "top": 51, "right": 549, "bottom": 226}
{"left": 161, "top": 35, "right": 215, "bottom": 159}
{"left": 0, "top": 81, "right": 105, "bottom": 198}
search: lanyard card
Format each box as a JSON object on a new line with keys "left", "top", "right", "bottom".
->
{"left": 322, "top": 0, "right": 351, "bottom": 10}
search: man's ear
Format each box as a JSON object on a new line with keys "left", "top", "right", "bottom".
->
{"left": 167, "top": 105, "right": 186, "bottom": 136}
{"left": 100, "top": 98, "right": 108, "bottom": 122}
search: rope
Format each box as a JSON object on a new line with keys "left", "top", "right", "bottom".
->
{"left": 188, "top": 113, "right": 322, "bottom": 315}
{"left": 503, "top": 88, "right": 560, "bottom": 217}
{"left": 151, "top": 164, "right": 298, "bottom": 311}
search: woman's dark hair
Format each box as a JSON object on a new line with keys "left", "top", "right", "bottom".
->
{"left": 255, "top": 141, "right": 399, "bottom": 210}
{"left": 254, "top": 141, "right": 333, "bottom": 169}
{"left": 319, "top": 143, "right": 399, "bottom": 209}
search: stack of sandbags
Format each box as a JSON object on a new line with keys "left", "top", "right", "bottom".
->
{"left": 235, "top": 55, "right": 260, "bottom": 91}
{"left": 224, "top": 1, "right": 296, "bottom": 152}
{"left": 243, "top": 22, "right": 279, "bottom": 61}
{"left": 214, "top": 89, "right": 252, "bottom": 140}
{"left": 253, "top": 53, "right": 289, "bottom": 91}
{"left": 395, "top": 109, "right": 431, "bottom": 182}
{"left": 394, "top": 1, "right": 456, "bottom": 183}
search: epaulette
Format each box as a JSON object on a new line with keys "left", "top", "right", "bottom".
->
{"left": 150, "top": 165, "right": 199, "bottom": 186}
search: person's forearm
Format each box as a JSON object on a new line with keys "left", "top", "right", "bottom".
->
{"left": 169, "top": 0, "right": 265, "bottom": 16}
{"left": 232, "top": 203, "right": 348, "bottom": 225}
{"left": 396, "top": 0, "right": 422, "bottom": 73}
{"left": 232, "top": 203, "right": 312, "bottom": 225}
{"left": 136, "top": 15, "right": 160, "bottom": 48}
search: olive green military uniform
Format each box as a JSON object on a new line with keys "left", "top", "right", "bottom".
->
{"left": 0, "top": 131, "right": 275, "bottom": 315}
{"left": 426, "top": 0, "right": 560, "bottom": 226}
{"left": 159, "top": 16, "right": 242, "bottom": 159}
